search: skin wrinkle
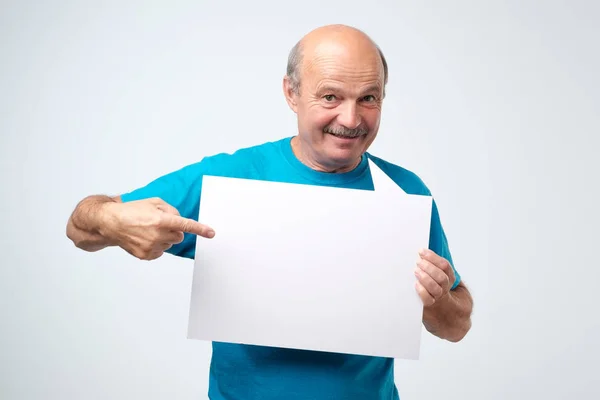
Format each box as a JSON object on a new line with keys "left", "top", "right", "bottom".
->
{"left": 314, "top": 83, "right": 382, "bottom": 99}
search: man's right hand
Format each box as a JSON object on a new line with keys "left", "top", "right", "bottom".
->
{"left": 101, "top": 197, "right": 215, "bottom": 260}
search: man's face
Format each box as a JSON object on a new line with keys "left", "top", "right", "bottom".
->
{"left": 284, "top": 44, "right": 385, "bottom": 172}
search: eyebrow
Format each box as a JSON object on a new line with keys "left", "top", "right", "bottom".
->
{"left": 316, "top": 84, "right": 382, "bottom": 96}
{"left": 316, "top": 85, "right": 341, "bottom": 94}
{"left": 361, "top": 85, "right": 382, "bottom": 95}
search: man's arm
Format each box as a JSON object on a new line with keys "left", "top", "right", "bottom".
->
{"left": 415, "top": 248, "right": 473, "bottom": 342}
{"left": 66, "top": 195, "right": 215, "bottom": 260}
{"left": 66, "top": 195, "right": 122, "bottom": 252}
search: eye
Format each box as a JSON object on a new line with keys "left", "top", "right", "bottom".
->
{"left": 362, "top": 95, "right": 376, "bottom": 102}
{"left": 323, "top": 94, "right": 336, "bottom": 102}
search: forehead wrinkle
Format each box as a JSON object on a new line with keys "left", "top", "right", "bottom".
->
{"left": 297, "top": 28, "right": 386, "bottom": 97}
{"left": 315, "top": 81, "right": 383, "bottom": 97}
{"left": 305, "top": 56, "right": 383, "bottom": 88}
{"left": 308, "top": 61, "right": 382, "bottom": 84}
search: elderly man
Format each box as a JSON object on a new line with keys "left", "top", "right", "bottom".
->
{"left": 67, "top": 24, "right": 473, "bottom": 400}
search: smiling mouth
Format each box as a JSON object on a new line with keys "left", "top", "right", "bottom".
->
{"left": 328, "top": 132, "right": 363, "bottom": 139}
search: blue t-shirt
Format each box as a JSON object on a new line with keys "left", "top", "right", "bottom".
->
{"left": 121, "top": 136, "right": 461, "bottom": 400}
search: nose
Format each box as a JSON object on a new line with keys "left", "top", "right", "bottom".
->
{"left": 337, "top": 102, "right": 362, "bottom": 129}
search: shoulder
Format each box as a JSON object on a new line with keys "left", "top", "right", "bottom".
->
{"left": 366, "top": 153, "right": 432, "bottom": 196}
{"left": 120, "top": 138, "right": 283, "bottom": 203}
{"left": 176, "top": 138, "right": 283, "bottom": 179}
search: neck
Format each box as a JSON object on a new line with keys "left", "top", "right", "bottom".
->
{"left": 290, "top": 136, "right": 361, "bottom": 173}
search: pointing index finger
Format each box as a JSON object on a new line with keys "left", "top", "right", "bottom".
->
{"left": 161, "top": 214, "right": 215, "bottom": 238}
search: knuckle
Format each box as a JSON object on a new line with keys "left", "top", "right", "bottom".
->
{"left": 140, "top": 242, "right": 154, "bottom": 254}
{"left": 149, "top": 217, "right": 163, "bottom": 230}
{"left": 127, "top": 244, "right": 158, "bottom": 261}
{"left": 448, "top": 280, "right": 455, "bottom": 290}
{"left": 157, "top": 212, "right": 169, "bottom": 225}
{"left": 179, "top": 221, "right": 190, "bottom": 232}
{"left": 440, "top": 276, "right": 449, "bottom": 290}
{"left": 134, "top": 249, "right": 149, "bottom": 260}
{"left": 127, "top": 248, "right": 139, "bottom": 258}
{"left": 150, "top": 230, "right": 163, "bottom": 243}
{"left": 142, "top": 250, "right": 161, "bottom": 260}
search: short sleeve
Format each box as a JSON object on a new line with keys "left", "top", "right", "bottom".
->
{"left": 429, "top": 199, "right": 462, "bottom": 290}
{"left": 120, "top": 161, "right": 207, "bottom": 259}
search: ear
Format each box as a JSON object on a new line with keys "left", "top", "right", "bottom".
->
{"left": 282, "top": 75, "right": 299, "bottom": 113}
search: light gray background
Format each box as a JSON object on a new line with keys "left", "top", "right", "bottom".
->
{"left": 1, "top": 1, "right": 598, "bottom": 399}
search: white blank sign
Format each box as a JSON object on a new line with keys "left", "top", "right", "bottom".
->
{"left": 188, "top": 159, "right": 432, "bottom": 359}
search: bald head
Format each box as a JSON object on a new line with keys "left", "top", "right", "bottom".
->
{"left": 282, "top": 24, "right": 387, "bottom": 173}
{"left": 286, "top": 25, "right": 388, "bottom": 96}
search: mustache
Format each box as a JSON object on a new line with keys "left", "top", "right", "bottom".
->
{"left": 323, "top": 124, "right": 369, "bottom": 137}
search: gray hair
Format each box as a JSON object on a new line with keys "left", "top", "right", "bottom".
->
{"left": 286, "top": 40, "right": 389, "bottom": 97}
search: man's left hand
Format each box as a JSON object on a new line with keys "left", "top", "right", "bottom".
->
{"left": 414, "top": 248, "right": 456, "bottom": 307}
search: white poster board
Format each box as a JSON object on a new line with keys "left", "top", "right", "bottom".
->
{"left": 187, "top": 160, "right": 431, "bottom": 359}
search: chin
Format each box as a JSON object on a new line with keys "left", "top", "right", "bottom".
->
{"left": 326, "top": 146, "right": 359, "bottom": 159}
{"left": 322, "top": 146, "right": 363, "bottom": 170}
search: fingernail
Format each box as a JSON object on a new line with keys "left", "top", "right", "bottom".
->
{"left": 207, "top": 230, "right": 215, "bottom": 238}
{"left": 419, "top": 248, "right": 426, "bottom": 256}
